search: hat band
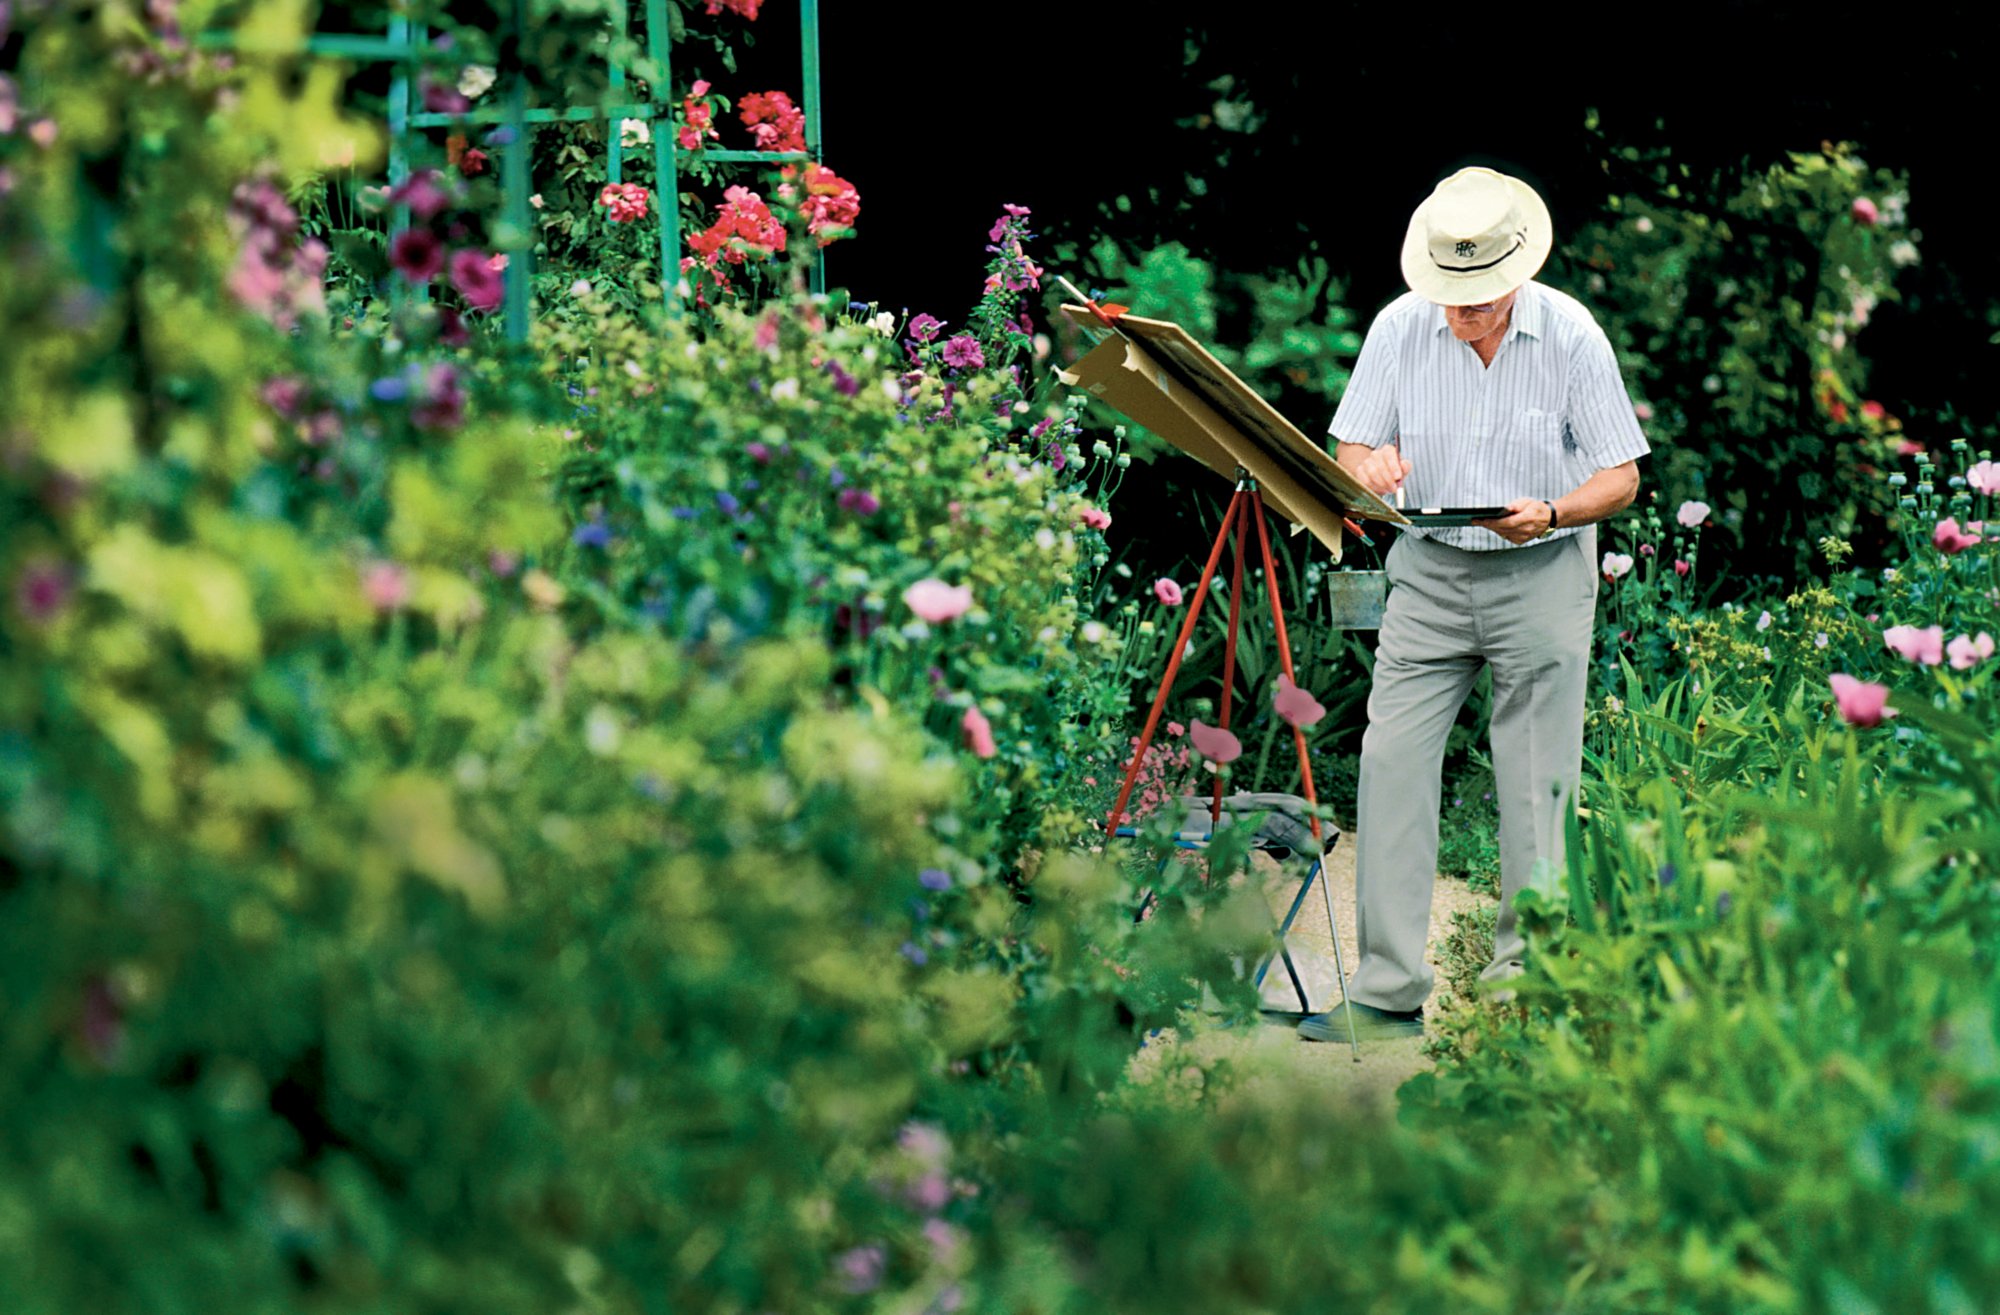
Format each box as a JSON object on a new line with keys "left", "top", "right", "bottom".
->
{"left": 1431, "top": 234, "right": 1526, "bottom": 274}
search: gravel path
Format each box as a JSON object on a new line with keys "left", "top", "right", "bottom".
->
{"left": 1128, "top": 831, "right": 1495, "bottom": 1114}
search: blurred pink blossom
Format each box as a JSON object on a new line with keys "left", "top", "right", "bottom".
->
{"left": 1947, "top": 632, "right": 1995, "bottom": 670}
{"left": 362, "top": 561, "right": 411, "bottom": 612}
{"left": 1829, "top": 674, "right": 1892, "bottom": 726}
{"left": 14, "top": 556, "right": 72, "bottom": 626}
{"left": 1967, "top": 460, "right": 2000, "bottom": 496}
{"left": 903, "top": 578, "right": 972, "bottom": 623}
{"left": 1078, "top": 506, "right": 1112, "bottom": 531}
{"left": 449, "top": 247, "right": 504, "bottom": 312}
{"left": 1673, "top": 559, "right": 1690, "bottom": 577}
{"left": 1601, "top": 552, "right": 1634, "bottom": 580}
{"left": 1883, "top": 624, "right": 1944, "bottom": 665}
{"left": 1153, "top": 578, "right": 1184, "bottom": 606}
{"left": 1188, "top": 719, "right": 1242, "bottom": 763}
{"left": 961, "top": 706, "right": 997, "bottom": 759}
{"left": 1852, "top": 196, "right": 1879, "bottom": 225}
{"left": 1675, "top": 500, "right": 1710, "bottom": 528}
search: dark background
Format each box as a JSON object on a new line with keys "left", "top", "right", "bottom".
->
{"left": 759, "top": 0, "right": 1995, "bottom": 429}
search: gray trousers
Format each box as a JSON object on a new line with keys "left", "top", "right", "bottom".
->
{"left": 1347, "top": 527, "right": 1597, "bottom": 1012}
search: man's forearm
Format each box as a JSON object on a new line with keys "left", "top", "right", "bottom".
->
{"left": 1550, "top": 461, "right": 1640, "bottom": 528}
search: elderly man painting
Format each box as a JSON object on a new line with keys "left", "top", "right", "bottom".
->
{"left": 1299, "top": 166, "right": 1649, "bottom": 1043}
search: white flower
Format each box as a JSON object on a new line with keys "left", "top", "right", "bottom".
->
{"left": 1756, "top": 610, "right": 1772, "bottom": 632}
{"left": 770, "top": 378, "right": 799, "bottom": 401}
{"left": 881, "top": 375, "right": 902, "bottom": 402}
{"left": 529, "top": 192, "right": 545, "bottom": 210}
{"left": 1034, "top": 528, "right": 1058, "bottom": 551}
{"left": 620, "top": 118, "right": 651, "bottom": 148}
{"left": 1601, "top": 552, "right": 1634, "bottom": 580}
{"left": 1080, "top": 621, "right": 1109, "bottom": 645}
{"left": 1676, "top": 500, "right": 1711, "bottom": 528}
{"left": 457, "top": 65, "right": 497, "bottom": 99}
{"left": 1633, "top": 216, "right": 1654, "bottom": 234}
{"left": 1815, "top": 632, "right": 1829, "bottom": 649}
{"left": 1889, "top": 240, "right": 1919, "bottom": 267}
{"left": 570, "top": 278, "right": 592, "bottom": 297}
{"left": 868, "top": 310, "right": 896, "bottom": 336}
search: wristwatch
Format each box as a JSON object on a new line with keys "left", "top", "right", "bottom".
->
{"left": 1540, "top": 500, "right": 1560, "bottom": 538}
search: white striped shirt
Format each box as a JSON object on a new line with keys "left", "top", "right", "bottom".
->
{"left": 1327, "top": 280, "right": 1650, "bottom": 551}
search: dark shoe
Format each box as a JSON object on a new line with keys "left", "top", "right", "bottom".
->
{"left": 1297, "top": 1000, "right": 1424, "bottom": 1043}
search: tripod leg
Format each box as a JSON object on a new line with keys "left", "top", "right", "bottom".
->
{"left": 1104, "top": 487, "right": 1244, "bottom": 835}
{"left": 1209, "top": 502, "right": 1249, "bottom": 831}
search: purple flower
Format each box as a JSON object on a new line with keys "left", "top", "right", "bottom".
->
{"left": 1657, "top": 864, "right": 1677, "bottom": 888}
{"left": 389, "top": 228, "right": 445, "bottom": 284}
{"left": 572, "top": 516, "right": 612, "bottom": 548}
{"left": 14, "top": 557, "right": 73, "bottom": 626}
{"left": 941, "top": 335, "right": 984, "bottom": 370}
{"left": 900, "top": 941, "right": 927, "bottom": 966}
{"left": 825, "top": 360, "right": 860, "bottom": 396}
{"left": 745, "top": 441, "right": 772, "bottom": 464}
{"left": 421, "top": 79, "right": 470, "bottom": 115}
{"left": 715, "top": 490, "right": 741, "bottom": 515}
{"left": 835, "top": 1244, "right": 886, "bottom": 1295}
{"left": 370, "top": 373, "right": 411, "bottom": 403}
{"left": 919, "top": 868, "right": 952, "bottom": 891}
{"left": 837, "top": 488, "right": 880, "bottom": 516}
{"left": 908, "top": 313, "right": 944, "bottom": 342}
{"left": 387, "top": 170, "right": 451, "bottom": 220}
{"left": 449, "top": 248, "right": 505, "bottom": 313}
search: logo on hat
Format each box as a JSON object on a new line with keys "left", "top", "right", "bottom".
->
{"left": 1454, "top": 241, "right": 1477, "bottom": 258}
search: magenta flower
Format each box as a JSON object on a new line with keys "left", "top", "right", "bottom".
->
{"left": 387, "top": 169, "right": 451, "bottom": 220}
{"left": 1078, "top": 506, "right": 1112, "bottom": 531}
{"left": 961, "top": 705, "right": 997, "bottom": 759}
{"left": 940, "top": 334, "right": 984, "bottom": 370}
{"left": 260, "top": 375, "right": 306, "bottom": 418}
{"left": 389, "top": 229, "right": 445, "bottom": 284}
{"left": 1188, "top": 719, "right": 1242, "bottom": 764}
{"left": 1673, "top": 559, "right": 1690, "bottom": 577}
{"left": 903, "top": 578, "right": 973, "bottom": 623}
{"left": 1883, "top": 624, "right": 1945, "bottom": 666}
{"left": 1968, "top": 460, "right": 2000, "bottom": 496}
{"left": 836, "top": 487, "right": 880, "bottom": 516}
{"left": 908, "top": 313, "right": 944, "bottom": 342}
{"left": 14, "top": 556, "right": 72, "bottom": 626}
{"left": 449, "top": 247, "right": 504, "bottom": 313}
{"left": 1829, "top": 674, "right": 1893, "bottom": 727}
{"left": 1852, "top": 196, "right": 1879, "bottom": 225}
{"left": 1154, "top": 578, "right": 1184, "bottom": 606}
{"left": 1273, "top": 673, "right": 1327, "bottom": 729}
{"left": 1947, "top": 632, "right": 1995, "bottom": 670}
{"left": 1934, "top": 517, "right": 1984, "bottom": 554}
{"left": 834, "top": 1245, "right": 886, "bottom": 1295}
{"left": 1675, "top": 500, "right": 1710, "bottom": 528}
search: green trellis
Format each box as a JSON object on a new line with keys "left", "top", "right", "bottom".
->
{"left": 202, "top": 0, "right": 825, "bottom": 340}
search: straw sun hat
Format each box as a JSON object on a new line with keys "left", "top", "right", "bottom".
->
{"left": 1400, "top": 167, "right": 1553, "bottom": 306}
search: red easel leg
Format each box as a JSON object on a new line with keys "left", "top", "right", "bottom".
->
{"left": 1105, "top": 487, "right": 1245, "bottom": 836}
{"left": 1210, "top": 496, "right": 1248, "bottom": 829}
{"left": 1249, "top": 488, "right": 1324, "bottom": 845}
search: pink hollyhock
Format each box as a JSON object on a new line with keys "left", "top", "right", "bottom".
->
{"left": 941, "top": 335, "right": 984, "bottom": 370}
{"left": 1078, "top": 506, "right": 1112, "bottom": 531}
{"left": 903, "top": 578, "right": 973, "bottom": 623}
{"left": 437, "top": 306, "right": 470, "bottom": 348}
{"left": 362, "top": 561, "right": 411, "bottom": 612}
{"left": 1829, "top": 674, "right": 1893, "bottom": 727}
{"left": 1154, "top": 578, "right": 1184, "bottom": 606}
{"left": 449, "top": 248, "right": 504, "bottom": 312}
{"left": 908, "top": 313, "right": 944, "bottom": 342}
{"left": 1883, "top": 624, "right": 1945, "bottom": 666}
{"left": 1273, "top": 673, "right": 1327, "bottom": 729}
{"left": 961, "top": 706, "right": 997, "bottom": 759}
{"left": 1935, "top": 518, "right": 1984, "bottom": 554}
{"left": 387, "top": 170, "right": 451, "bottom": 220}
{"left": 1187, "top": 719, "right": 1242, "bottom": 764}
{"left": 1947, "top": 632, "right": 1995, "bottom": 670}
{"left": 1852, "top": 196, "right": 1879, "bottom": 225}
{"left": 389, "top": 228, "right": 445, "bottom": 283}
{"left": 704, "top": 0, "right": 762, "bottom": 17}
{"left": 739, "top": 90, "right": 805, "bottom": 153}
{"left": 1967, "top": 460, "right": 2000, "bottom": 496}
{"left": 1675, "top": 500, "right": 1710, "bottom": 528}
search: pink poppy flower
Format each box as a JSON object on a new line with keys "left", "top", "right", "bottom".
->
{"left": 1947, "top": 632, "right": 1995, "bottom": 670}
{"left": 1829, "top": 674, "right": 1893, "bottom": 727}
{"left": 1883, "top": 624, "right": 1945, "bottom": 666}
{"left": 1673, "top": 559, "right": 1690, "bottom": 577}
{"left": 1187, "top": 719, "right": 1242, "bottom": 763}
{"left": 1675, "top": 500, "right": 1710, "bottom": 528}
{"left": 961, "top": 706, "right": 997, "bottom": 759}
{"left": 449, "top": 247, "right": 504, "bottom": 312}
{"left": 1153, "top": 578, "right": 1184, "bottom": 606}
{"left": 1852, "top": 196, "right": 1879, "bottom": 225}
{"left": 1601, "top": 552, "right": 1634, "bottom": 580}
{"left": 1273, "top": 673, "right": 1326, "bottom": 729}
{"left": 1967, "top": 460, "right": 2000, "bottom": 496}
{"left": 1079, "top": 506, "right": 1112, "bottom": 531}
{"left": 1934, "top": 518, "right": 1984, "bottom": 554}
{"left": 903, "top": 578, "right": 973, "bottom": 623}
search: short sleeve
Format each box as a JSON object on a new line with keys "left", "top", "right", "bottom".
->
{"left": 1327, "top": 312, "right": 1399, "bottom": 449}
{"left": 1565, "top": 331, "right": 1651, "bottom": 469}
